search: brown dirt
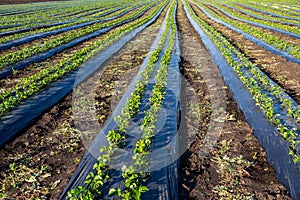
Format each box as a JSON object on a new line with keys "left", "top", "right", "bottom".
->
{"left": 0, "top": 94, "right": 84, "bottom": 199}
{"left": 0, "top": 5, "right": 168, "bottom": 199}
{"left": 177, "top": 1, "right": 291, "bottom": 199}
{"left": 204, "top": 3, "right": 300, "bottom": 46}
{"left": 0, "top": 1, "right": 296, "bottom": 199}
{"left": 220, "top": 5, "right": 300, "bottom": 39}
{"left": 0, "top": 6, "right": 139, "bottom": 52}
{"left": 0, "top": 0, "right": 66, "bottom": 5}
{"left": 0, "top": 18, "right": 111, "bottom": 57}
{"left": 0, "top": 4, "right": 160, "bottom": 91}
{"left": 190, "top": 2, "right": 300, "bottom": 104}
{"left": 236, "top": 4, "right": 300, "bottom": 22}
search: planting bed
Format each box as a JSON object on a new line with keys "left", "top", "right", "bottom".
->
{"left": 0, "top": 0, "right": 300, "bottom": 199}
{"left": 188, "top": 2, "right": 300, "bottom": 106}
{"left": 0, "top": 2, "right": 168, "bottom": 198}
{"left": 0, "top": 0, "right": 66, "bottom": 5}
{"left": 177, "top": 2, "right": 291, "bottom": 198}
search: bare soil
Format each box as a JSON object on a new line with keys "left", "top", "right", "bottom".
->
{"left": 0, "top": 5, "right": 167, "bottom": 199}
{"left": 190, "top": 2, "right": 300, "bottom": 104}
{"left": 236, "top": 4, "right": 300, "bottom": 21}
{"left": 0, "top": 0, "right": 66, "bottom": 5}
{"left": 204, "top": 3, "right": 300, "bottom": 46}
{"left": 0, "top": 6, "right": 156, "bottom": 90}
{"left": 177, "top": 1, "right": 291, "bottom": 199}
{"left": 0, "top": 1, "right": 296, "bottom": 199}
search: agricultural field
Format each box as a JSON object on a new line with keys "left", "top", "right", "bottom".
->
{"left": 0, "top": 0, "right": 299, "bottom": 199}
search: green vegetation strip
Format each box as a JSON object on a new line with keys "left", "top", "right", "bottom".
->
{"left": 0, "top": 1, "right": 125, "bottom": 25}
{"left": 67, "top": 1, "right": 171, "bottom": 199}
{"left": 0, "top": 1, "right": 141, "bottom": 44}
{"left": 184, "top": 0, "right": 300, "bottom": 163}
{"left": 247, "top": 2, "right": 300, "bottom": 18}
{"left": 110, "top": 2, "right": 176, "bottom": 199}
{"left": 193, "top": 1, "right": 300, "bottom": 59}
{"left": 192, "top": 1, "right": 300, "bottom": 124}
{"left": 0, "top": 4, "right": 146, "bottom": 68}
{"left": 0, "top": 0, "right": 166, "bottom": 116}
{"left": 228, "top": 4, "right": 300, "bottom": 24}
{"left": 211, "top": 3, "right": 300, "bottom": 35}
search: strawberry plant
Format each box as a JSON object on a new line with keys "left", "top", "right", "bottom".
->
{"left": 110, "top": 1, "right": 178, "bottom": 199}
{"left": 184, "top": 0, "right": 300, "bottom": 163}
{"left": 67, "top": 1, "right": 170, "bottom": 198}
{"left": 0, "top": 1, "right": 166, "bottom": 116}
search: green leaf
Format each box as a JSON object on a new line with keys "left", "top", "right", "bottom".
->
{"left": 293, "top": 155, "right": 300, "bottom": 164}
{"left": 134, "top": 190, "right": 141, "bottom": 200}
{"left": 109, "top": 188, "right": 116, "bottom": 195}
{"left": 289, "top": 150, "right": 295, "bottom": 156}
{"left": 140, "top": 186, "right": 149, "bottom": 192}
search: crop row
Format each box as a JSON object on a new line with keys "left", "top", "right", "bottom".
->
{"left": 0, "top": 0, "right": 120, "bottom": 22}
{"left": 5, "top": 0, "right": 145, "bottom": 21}
{"left": 57, "top": 4, "right": 113, "bottom": 19}
{"left": 184, "top": 0, "right": 300, "bottom": 163}
{"left": 0, "top": 6, "right": 147, "bottom": 51}
{"left": 246, "top": 2, "right": 300, "bottom": 18}
{"left": 112, "top": 2, "right": 177, "bottom": 199}
{"left": 67, "top": 1, "right": 177, "bottom": 199}
{"left": 0, "top": 5, "right": 134, "bottom": 44}
{"left": 194, "top": 1, "right": 300, "bottom": 60}
{"left": 0, "top": 0, "right": 167, "bottom": 116}
{"left": 226, "top": 4, "right": 300, "bottom": 25}
{"left": 0, "top": 5, "right": 115, "bottom": 33}
{"left": 209, "top": 3, "right": 300, "bottom": 35}
{"left": 232, "top": 4, "right": 299, "bottom": 22}
{"left": 0, "top": 4, "right": 86, "bottom": 26}
{"left": 0, "top": 3, "right": 147, "bottom": 68}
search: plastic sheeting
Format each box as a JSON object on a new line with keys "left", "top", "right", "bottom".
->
{"left": 226, "top": 5, "right": 300, "bottom": 27}
{"left": 93, "top": 7, "right": 124, "bottom": 18}
{"left": 0, "top": 10, "right": 35, "bottom": 17}
{"left": 0, "top": 3, "right": 166, "bottom": 149}
{"left": 194, "top": 3, "right": 300, "bottom": 64}
{"left": 60, "top": 6, "right": 114, "bottom": 18}
{"left": 59, "top": 3, "right": 169, "bottom": 197}
{"left": 0, "top": 6, "right": 149, "bottom": 79}
{"left": 208, "top": 4, "right": 300, "bottom": 39}
{"left": 59, "top": 3, "right": 181, "bottom": 199}
{"left": 0, "top": 6, "right": 139, "bottom": 51}
{"left": 240, "top": 4, "right": 300, "bottom": 20}
{"left": 0, "top": 21, "right": 74, "bottom": 37}
{"left": 0, "top": 6, "right": 54, "bottom": 17}
{"left": 142, "top": 23, "right": 180, "bottom": 200}
{"left": 184, "top": 3, "right": 300, "bottom": 199}
{"left": 0, "top": 24, "right": 29, "bottom": 30}
{"left": 79, "top": 6, "right": 118, "bottom": 18}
